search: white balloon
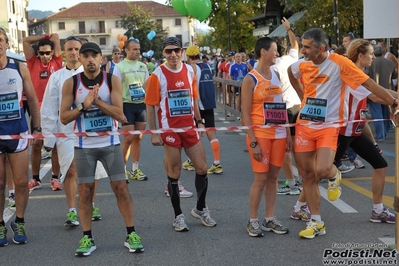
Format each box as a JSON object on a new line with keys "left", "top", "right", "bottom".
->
{"left": 212, "top": 48, "right": 216, "bottom": 53}
{"left": 199, "top": 47, "right": 203, "bottom": 51}
{"left": 217, "top": 48, "right": 221, "bottom": 52}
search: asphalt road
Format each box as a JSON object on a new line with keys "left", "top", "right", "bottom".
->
{"left": 2, "top": 109, "right": 398, "bottom": 266}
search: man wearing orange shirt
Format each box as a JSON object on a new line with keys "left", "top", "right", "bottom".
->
{"left": 288, "top": 28, "right": 396, "bottom": 239}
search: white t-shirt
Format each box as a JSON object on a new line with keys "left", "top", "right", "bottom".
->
{"left": 272, "top": 48, "right": 301, "bottom": 109}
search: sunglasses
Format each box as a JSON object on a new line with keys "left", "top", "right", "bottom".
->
{"left": 38, "top": 51, "right": 52, "bottom": 56}
{"left": 348, "top": 32, "right": 355, "bottom": 39}
{"left": 128, "top": 37, "right": 140, "bottom": 43}
{"left": 164, "top": 48, "right": 182, "bottom": 54}
{"left": 65, "top": 36, "right": 81, "bottom": 42}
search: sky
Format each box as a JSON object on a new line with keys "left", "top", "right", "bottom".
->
{"left": 27, "top": 0, "right": 168, "bottom": 12}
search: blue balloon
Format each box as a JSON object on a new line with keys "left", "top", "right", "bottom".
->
{"left": 143, "top": 52, "right": 148, "bottom": 57}
{"left": 147, "top": 30, "right": 156, "bottom": 41}
{"left": 148, "top": 50, "right": 154, "bottom": 57}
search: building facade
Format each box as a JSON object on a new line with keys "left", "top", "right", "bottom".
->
{"left": 0, "top": 0, "right": 29, "bottom": 54}
{"left": 28, "top": 1, "right": 195, "bottom": 55}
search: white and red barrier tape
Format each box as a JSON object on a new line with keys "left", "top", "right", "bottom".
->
{"left": 0, "top": 118, "right": 394, "bottom": 140}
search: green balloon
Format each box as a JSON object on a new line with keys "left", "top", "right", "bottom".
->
{"left": 185, "top": 0, "right": 206, "bottom": 19}
{"left": 196, "top": 0, "right": 212, "bottom": 22}
{"left": 172, "top": 0, "right": 189, "bottom": 16}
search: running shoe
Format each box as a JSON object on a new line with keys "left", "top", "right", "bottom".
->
{"left": 127, "top": 169, "right": 148, "bottom": 181}
{"left": 299, "top": 220, "right": 326, "bottom": 239}
{"left": 75, "top": 236, "right": 96, "bottom": 257}
{"left": 51, "top": 178, "right": 63, "bottom": 191}
{"left": 28, "top": 179, "right": 42, "bottom": 191}
{"left": 7, "top": 194, "right": 16, "bottom": 211}
{"left": 370, "top": 208, "right": 395, "bottom": 224}
{"left": 0, "top": 224, "right": 7, "bottom": 246}
{"left": 246, "top": 220, "right": 263, "bottom": 237}
{"left": 64, "top": 211, "right": 80, "bottom": 227}
{"left": 327, "top": 170, "right": 342, "bottom": 201}
{"left": 92, "top": 206, "right": 102, "bottom": 221}
{"left": 277, "top": 182, "right": 301, "bottom": 195}
{"left": 337, "top": 163, "right": 355, "bottom": 174}
{"left": 290, "top": 205, "right": 311, "bottom": 221}
{"left": 351, "top": 157, "right": 365, "bottom": 169}
{"left": 191, "top": 207, "right": 217, "bottom": 227}
{"left": 124, "top": 232, "right": 144, "bottom": 253}
{"left": 41, "top": 148, "right": 52, "bottom": 160}
{"left": 164, "top": 182, "right": 193, "bottom": 198}
{"left": 10, "top": 221, "right": 27, "bottom": 244}
{"left": 182, "top": 160, "right": 195, "bottom": 171}
{"left": 207, "top": 163, "right": 223, "bottom": 174}
{"left": 173, "top": 214, "right": 189, "bottom": 232}
{"left": 261, "top": 217, "right": 289, "bottom": 234}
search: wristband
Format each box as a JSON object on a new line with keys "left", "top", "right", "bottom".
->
{"left": 42, "top": 34, "right": 50, "bottom": 40}
{"left": 287, "top": 28, "right": 293, "bottom": 32}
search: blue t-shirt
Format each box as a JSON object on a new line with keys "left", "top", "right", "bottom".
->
{"left": 229, "top": 62, "right": 248, "bottom": 81}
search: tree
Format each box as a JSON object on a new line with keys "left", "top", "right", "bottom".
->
{"left": 196, "top": 31, "right": 216, "bottom": 47}
{"left": 279, "top": 0, "right": 363, "bottom": 43}
{"left": 120, "top": 3, "right": 166, "bottom": 59}
{"left": 208, "top": 0, "right": 264, "bottom": 53}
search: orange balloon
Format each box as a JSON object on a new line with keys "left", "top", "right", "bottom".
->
{"left": 118, "top": 41, "right": 125, "bottom": 49}
{"left": 122, "top": 35, "right": 127, "bottom": 42}
{"left": 117, "top": 34, "right": 122, "bottom": 41}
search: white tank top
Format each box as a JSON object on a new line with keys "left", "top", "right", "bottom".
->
{"left": 73, "top": 72, "right": 120, "bottom": 148}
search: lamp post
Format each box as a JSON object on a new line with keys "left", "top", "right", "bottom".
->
{"left": 8, "top": 17, "right": 24, "bottom": 54}
{"left": 227, "top": 0, "right": 231, "bottom": 51}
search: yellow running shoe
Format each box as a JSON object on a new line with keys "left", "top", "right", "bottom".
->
{"left": 299, "top": 220, "right": 326, "bottom": 239}
{"left": 182, "top": 160, "right": 195, "bottom": 171}
{"left": 327, "top": 170, "right": 342, "bottom": 201}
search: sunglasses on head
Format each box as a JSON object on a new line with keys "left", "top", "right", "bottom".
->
{"left": 38, "top": 51, "right": 52, "bottom": 56}
{"left": 65, "top": 36, "right": 81, "bottom": 42}
{"left": 164, "top": 48, "right": 182, "bottom": 54}
{"left": 128, "top": 37, "right": 140, "bottom": 43}
{"left": 348, "top": 32, "right": 355, "bottom": 39}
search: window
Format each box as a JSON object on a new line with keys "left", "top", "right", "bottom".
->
{"left": 58, "top": 22, "right": 65, "bottom": 30}
{"left": 99, "top": 37, "right": 106, "bottom": 45}
{"left": 176, "top": 35, "right": 182, "bottom": 43}
{"left": 78, "top": 21, "right": 85, "bottom": 34}
{"left": 115, "top": 20, "right": 122, "bottom": 28}
{"left": 175, "top": 18, "right": 181, "bottom": 26}
{"left": 98, "top": 21, "right": 105, "bottom": 33}
{"left": 156, "top": 19, "right": 163, "bottom": 27}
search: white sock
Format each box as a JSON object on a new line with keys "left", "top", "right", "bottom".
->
{"left": 9, "top": 190, "right": 15, "bottom": 197}
{"left": 265, "top": 217, "right": 274, "bottom": 222}
{"left": 288, "top": 179, "right": 296, "bottom": 188}
{"left": 69, "top": 208, "right": 77, "bottom": 213}
{"left": 329, "top": 170, "right": 339, "bottom": 182}
{"left": 311, "top": 215, "right": 322, "bottom": 224}
{"left": 214, "top": 160, "right": 220, "bottom": 165}
{"left": 132, "top": 161, "right": 139, "bottom": 171}
{"left": 249, "top": 218, "right": 258, "bottom": 222}
{"left": 373, "top": 203, "right": 384, "bottom": 214}
{"left": 294, "top": 201, "right": 306, "bottom": 211}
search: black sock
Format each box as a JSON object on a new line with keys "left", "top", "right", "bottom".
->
{"left": 83, "top": 230, "right": 93, "bottom": 239}
{"left": 168, "top": 176, "right": 182, "bottom": 217}
{"left": 195, "top": 173, "right": 208, "bottom": 211}
{"left": 15, "top": 216, "right": 24, "bottom": 224}
{"left": 126, "top": 226, "right": 135, "bottom": 235}
{"left": 33, "top": 175, "right": 40, "bottom": 182}
{"left": 0, "top": 220, "right": 4, "bottom": 226}
{"left": 52, "top": 174, "right": 59, "bottom": 180}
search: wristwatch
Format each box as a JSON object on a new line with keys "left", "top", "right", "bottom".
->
{"left": 196, "top": 119, "right": 205, "bottom": 125}
{"left": 77, "top": 103, "right": 85, "bottom": 112}
{"left": 250, "top": 141, "right": 258, "bottom": 148}
{"left": 393, "top": 98, "right": 398, "bottom": 108}
{"left": 32, "top": 126, "right": 42, "bottom": 132}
